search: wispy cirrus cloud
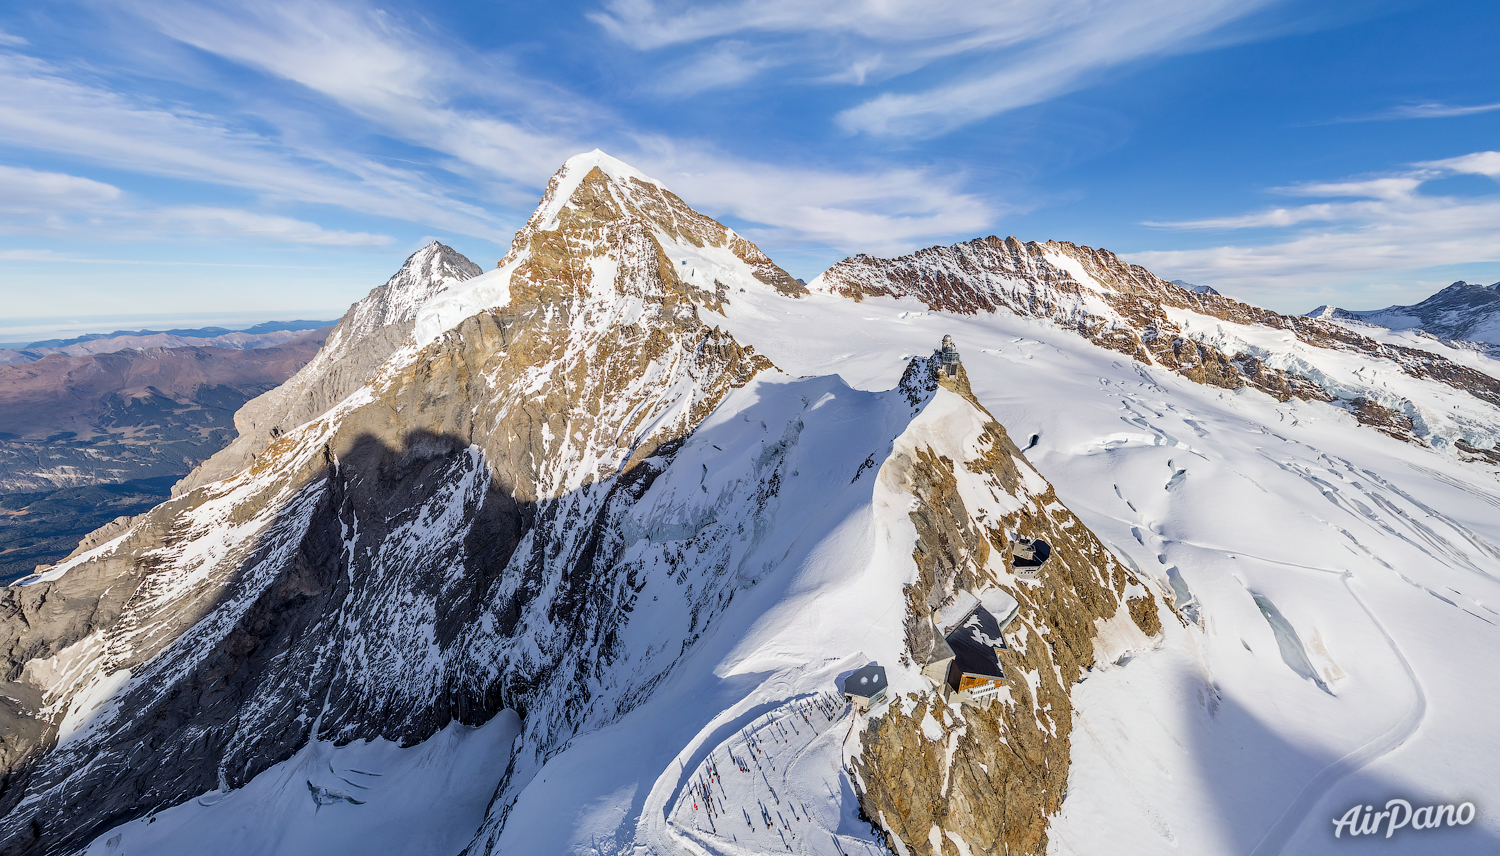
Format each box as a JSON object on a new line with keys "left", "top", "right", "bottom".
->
{"left": 111, "top": 0, "right": 1000, "bottom": 254}
{"left": 151, "top": 207, "right": 392, "bottom": 246}
{"left": 0, "top": 164, "right": 390, "bottom": 246}
{"left": 1387, "top": 101, "right": 1500, "bottom": 119}
{"left": 0, "top": 0, "right": 1321, "bottom": 271}
{"left": 1329, "top": 101, "right": 1500, "bottom": 123}
{"left": 592, "top": 0, "right": 1280, "bottom": 138}
{"left": 0, "top": 249, "right": 332, "bottom": 267}
{"left": 1128, "top": 152, "right": 1500, "bottom": 297}
{"left": 0, "top": 47, "right": 507, "bottom": 240}
{"left": 0, "top": 164, "right": 122, "bottom": 215}
{"left": 648, "top": 40, "right": 780, "bottom": 96}
{"left": 129, "top": 0, "right": 589, "bottom": 196}
{"left": 631, "top": 138, "right": 995, "bottom": 253}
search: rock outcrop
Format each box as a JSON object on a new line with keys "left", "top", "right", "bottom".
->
{"left": 853, "top": 358, "right": 1163, "bottom": 856}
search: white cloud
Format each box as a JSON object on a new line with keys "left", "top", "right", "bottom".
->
{"left": 1337, "top": 101, "right": 1500, "bottom": 122}
{"left": 592, "top": 0, "right": 1065, "bottom": 58}
{"left": 0, "top": 2, "right": 1001, "bottom": 259}
{"left": 592, "top": 0, "right": 1278, "bottom": 138}
{"left": 0, "top": 250, "right": 328, "bottom": 267}
{"left": 1280, "top": 177, "right": 1429, "bottom": 201}
{"left": 0, "top": 163, "right": 391, "bottom": 246}
{"left": 0, "top": 50, "right": 507, "bottom": 238}
{"left": 1146, "top": 177, "right": 1431, "bottom": 230}
{"left": 125, "top": 1, "right": 998, "bottom": 254}
{"left": 836, "top": 0, "right": 1273, "bottom": 137}
{"left": 1390, "top": 101, "right": 1500, "bottom": 119}
{"left": 628, "top": 139, "right": 995, "bottom": 254}
{"left": 651, "top": 41, "right": 779, "bottom": 95}
{"left": 1422, "top": 151, "right": 1500, "bottom": 178}
{"left": 130, "top": 0, "right": 587, "bottom": 197}
{"left": 1126, "top": 152, "right": 1500, "bottom": 298}
{"left": 0, "top": 164, "right": 122, "bottom": 214}
{"left": 153, "top": 207, "right": 392, "bottom": 246}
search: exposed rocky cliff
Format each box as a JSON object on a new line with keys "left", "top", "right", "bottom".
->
{"left": 0, "top": 154, "right": 791, "bottom": 856}
{"left": 173, "top": 242, "right": 481, "bottom": 495}
{"left": 853, "top": 357, "right": 1163, "bottom": 856}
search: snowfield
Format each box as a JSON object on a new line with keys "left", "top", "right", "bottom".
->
{"left": 702, "top": 280, "right": 1500, "bottom": 854}
{"left": 79, "top": 712, "right": 521, "bottom": 856}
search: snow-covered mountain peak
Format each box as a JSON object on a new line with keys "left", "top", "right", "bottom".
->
{"left": 348, "top": 240, "right": 483, "bottom": 335}
{"left": 171, "top": 241, "right": 486, "bottom": 494}
{"left": 412, "top": 151, "right": 803, "bottom": 350}
{"left": 1308, "top": 280, "right": 1500, "bottom": 347}
{"left": 531, "top": 148, "right": 667, "bottom": 230}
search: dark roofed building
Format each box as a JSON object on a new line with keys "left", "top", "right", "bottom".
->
{"left": 943, "top": 605, "right": 1009, "bottom": 705}
{"left": 1012, "top": 536, "right": 1051, "bottom": 578}
{"left": 843, "top": 663, "right": 889, "bottom": 711}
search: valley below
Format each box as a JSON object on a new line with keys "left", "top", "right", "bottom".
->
{"left": 0, "top": 329, "right": 330, "bottom": 582}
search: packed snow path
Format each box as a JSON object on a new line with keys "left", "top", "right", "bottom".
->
{"left": 665, "top": 692, "right": 885, "bottom": 856}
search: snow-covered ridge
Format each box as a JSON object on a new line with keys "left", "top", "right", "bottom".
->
{"left": 168, "top": 240, "right": 484, "bottom": 496}
{"left": 812, "top": 234, "right": 1500, "bottom": 463}
{"left": 1307, "top": 280, "right": 1500, "bottom": 347}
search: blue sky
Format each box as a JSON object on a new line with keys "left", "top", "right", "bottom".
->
{"left": 1, "top": 0, "right": 1498, "bottom": 341}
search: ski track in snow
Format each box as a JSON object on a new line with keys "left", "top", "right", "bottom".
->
{"left": 1249, "top": 575, "right": 1427, "bottom": 856}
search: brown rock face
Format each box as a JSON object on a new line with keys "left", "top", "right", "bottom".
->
{"left": 855, "top": 361, "right": 1162, "bottom": 856}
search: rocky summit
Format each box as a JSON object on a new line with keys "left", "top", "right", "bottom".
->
{"left": 2, "top": 152, "right": 1499, "bottom": 856}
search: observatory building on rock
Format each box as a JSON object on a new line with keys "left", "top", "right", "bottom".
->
{"left": 939, "top": 335, "right": 961, "bottom": 377}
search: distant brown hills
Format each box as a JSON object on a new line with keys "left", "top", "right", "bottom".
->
{"left": 0, "top": 328, "right": 328, "bottom": 581}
